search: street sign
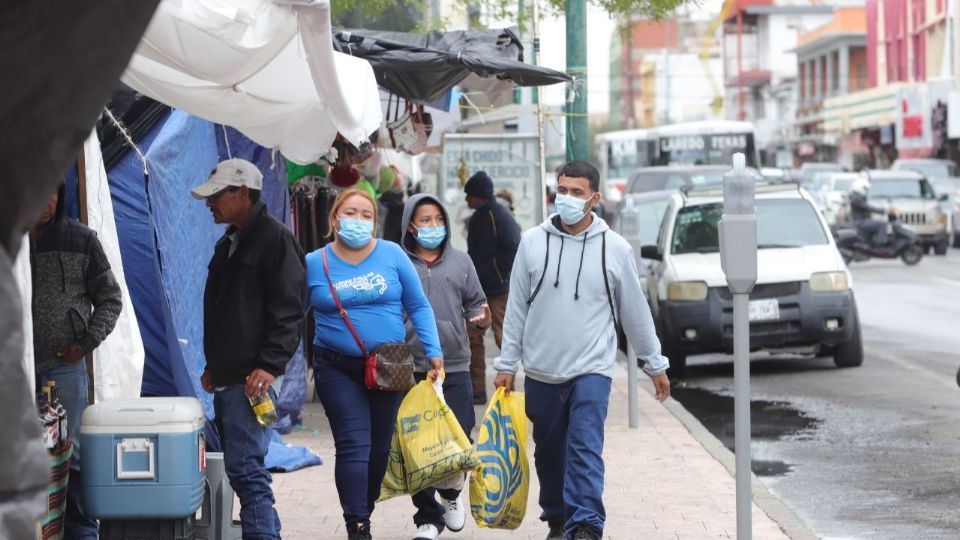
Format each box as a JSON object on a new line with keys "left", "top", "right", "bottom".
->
{"left": 438, "top": 133, "right": 544, "bottom": 251}
{"left": 718, "top": 153, "right": 758, "bottom": 540}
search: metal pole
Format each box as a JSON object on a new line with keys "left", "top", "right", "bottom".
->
{"left": 737, "top": 12, "right": 744, "bottom": 121}
{"left": 733, "top": 292, "right": 751, "bottom": 540}
{"left": 626, "top": 341, "right": 639, "bottom": 429}
{"left": 533, "top": 0, "right": 547, "bottom": 224}
{"left": 565, "top": 0, "right": 588, "bottom": 161}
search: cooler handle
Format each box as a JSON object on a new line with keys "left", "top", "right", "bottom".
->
{"left": 116, "top": 437, "right": 156, "bottom": 480}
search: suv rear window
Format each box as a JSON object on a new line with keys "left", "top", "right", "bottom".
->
{"left": 671, "top": 199, "right": 828, "bottom": 254}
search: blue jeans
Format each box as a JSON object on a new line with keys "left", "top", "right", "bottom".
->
{"left": 313, "top": 349, "right": 404, "bottom": 530}
{"left": 214, "top": 385, "right": 281, "bottom": 540}
{"left": 525, "top": 374, "right": 612, "bottom": 537}
{"left": 856, "top": 219, "right": 888, "bottom": 246}
{"left": 37, "top": 361, "right": 98, "bottom": 540}
{"left": 411, "top": 371, "right": 475, "bottom": 530}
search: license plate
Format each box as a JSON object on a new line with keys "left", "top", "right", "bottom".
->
{"left": 748, "top": 299, "right": 780, "bottom": 322}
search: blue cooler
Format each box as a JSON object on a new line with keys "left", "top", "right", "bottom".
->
{"left": 80, "top": 397, "right": 206, "bottom": 519}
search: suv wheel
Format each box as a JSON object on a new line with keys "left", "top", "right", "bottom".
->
{"left": 934, "top": 238, "right": 949, "bottom": 256}
{"left": 834, "top": 313, "right": 863, "bottom": 368}
{"left": 953, "top": 233, "right": 960, "bottom": 249}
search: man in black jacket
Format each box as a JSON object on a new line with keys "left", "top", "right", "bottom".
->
{"left": 31, "top": 182, "right": 122, "bottom": 539}
{"left": 464, "top": 171, "right": 521, "bottom": 403}
{"left": 192, "top": 159, "right": 305, "bottom": 540}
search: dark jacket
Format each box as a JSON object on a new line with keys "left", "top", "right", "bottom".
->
{"left": 31, "top": 197, "right": 122, "bottom": 374}
{"left": 203, "top": 201, "right": 305, "bottom": 386}
{"left": 379, "top": 189, "right": 405, "bottom": 244}
{"left": 467, "top": 199, "right": 521, "bottom": 297}
{"left": 401, "top": 194, "right": 487, "bottom": 372}
{"left": 850, "top": 192, "right": 885, "bottom": 222}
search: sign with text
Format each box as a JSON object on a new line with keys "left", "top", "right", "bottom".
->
{"left": 896, "top": 86, "right": 933, "bottom": 150}
{"left": 438, "top": 134, "right": 544, "bottom": 251}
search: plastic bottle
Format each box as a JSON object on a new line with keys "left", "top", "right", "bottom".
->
{"left": 246, "top": 378, "right": 279, "bottom": 427}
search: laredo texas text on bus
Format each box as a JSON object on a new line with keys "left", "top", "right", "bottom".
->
{"left": 596, "top": 120, "right": 760, "bottom": 196}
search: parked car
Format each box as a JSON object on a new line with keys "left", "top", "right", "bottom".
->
{"left": 812, "top": 172, "right": 858, "bottom": 225}
{"left": 624, "top": 165, "right": 741, "bottom": 194}
{"left": 930, "top": 177, "right": 960, "bottom": 248}
{"left": 863, "top": 170, "right": 950, "bottom": 255}
{"left": 640, "top": 182, "right": 862, "bottom": 377}
{"left": 799, "top": 162, "right": 843, "bottom": 191}
{"left": 891, "top": 158, "right": 960, "bottom": 179}
{"left": 615, "top": 189, "right": 674, "bottom": 290}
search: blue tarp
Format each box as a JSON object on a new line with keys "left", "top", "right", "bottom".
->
{"left": 102, "top": 111, "right": 311, "bottom": 469}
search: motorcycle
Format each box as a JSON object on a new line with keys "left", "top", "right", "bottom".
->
{"left": 832, "top": 213, "right": 925, "bottom": 266}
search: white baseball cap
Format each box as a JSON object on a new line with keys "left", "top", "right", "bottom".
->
{"left": 190, "top": 158, "right": 263, "bottom": 200}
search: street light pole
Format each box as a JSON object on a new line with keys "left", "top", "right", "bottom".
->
{"left": 566, "top": 0, "right": 588, "bottom": 161}
{"left": 719, "top": 153, "right": 757, "bottom": 540}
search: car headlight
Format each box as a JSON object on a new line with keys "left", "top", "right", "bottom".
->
{"left": 810, "top": 272, "right": 849, "bottom": 292}
{"left": 667, "top": 281, "right": 708, "bottom": 301}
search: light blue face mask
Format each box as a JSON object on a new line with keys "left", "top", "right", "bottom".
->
{"left": 415, "top": 225, "right": 446, "bottom": 249}
{"left": 337, "top": 217, "right": 374, "bottom": 248}
{"left": 555, "top": 193, "right": 591, "bottom": 225}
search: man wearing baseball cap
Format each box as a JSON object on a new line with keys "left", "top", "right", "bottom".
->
{"left": 193, "top": 158, "right": 306, "bottom": 539}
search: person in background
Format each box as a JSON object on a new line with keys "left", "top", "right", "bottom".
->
{"left": 400, "top": 194, "right": 490, "bottom": 540}
{"left": 307, "top": 188, "right": 444, "bottom": 540}
{"left": 31, "top": 182, "right": 122, "bottom": 539}
{"left": 193, "top": 158, "right": 306, "bottom": 540}
{"left": 379, "top": 165, "right": 406, "bottom": 244}
{"left": 463, "top": 171, "right": 521, "bottom": 404}
{"left": 494, "top": 160, "right": 670, "bottom": 540}
{"left": 495, "top": 188, "right": 515, "bottom": 215}
{"left": 848, "top": 177, "right": 891, "bottom": 246}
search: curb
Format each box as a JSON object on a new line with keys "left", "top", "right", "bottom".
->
{"left": 637, "top": 374, "right": 820, "bottom": 540}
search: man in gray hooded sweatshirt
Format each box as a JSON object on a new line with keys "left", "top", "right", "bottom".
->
{"left": 402, "top": 193, "right": 490, "bottom": 540}
{"left": 494, "top": 160, "right": 671, "bottom": 540}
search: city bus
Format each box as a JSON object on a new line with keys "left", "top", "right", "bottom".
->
{"left": 596, "top": 120, "right": 760, "bottom": 200}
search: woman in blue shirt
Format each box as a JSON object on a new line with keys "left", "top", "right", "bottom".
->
{"left": 307, "top": 188, "right": 443, "bottom": 540}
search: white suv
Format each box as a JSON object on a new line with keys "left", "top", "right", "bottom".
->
{"left": 640, "top": 183, "right": 862, "bottom": 377}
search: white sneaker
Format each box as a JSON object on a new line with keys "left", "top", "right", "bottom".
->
{"left": 413, "top": 523, "right": 441, "bottom": 540}
{"left": 440, "top": 496, "right": 466, "bottom": 532}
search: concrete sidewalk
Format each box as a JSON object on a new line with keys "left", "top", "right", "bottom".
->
{"left": 273, "top": 364, "right": 797, "bottom": 539}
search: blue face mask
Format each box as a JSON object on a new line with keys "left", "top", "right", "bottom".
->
{"left": 555, "top": 193, "right": 591, "bottom": 225}
{"left": 337, "top": 217, "right": 374, "bottom": 248}
{"left": 415, "top": 225, "right": 446, "bottom": 249}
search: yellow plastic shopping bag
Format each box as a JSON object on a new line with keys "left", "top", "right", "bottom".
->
{"left": 379, "top": 378, "right": 479, "bottom": 501}
{"left": 469, "top": 387, "right": 529, "bottom": 529}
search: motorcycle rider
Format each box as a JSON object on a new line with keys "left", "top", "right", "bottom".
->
{"left": 848, "top": 177, "right": 891, "bottom": 247}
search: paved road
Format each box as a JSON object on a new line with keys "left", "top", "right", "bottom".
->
{"left": 670, "top": 251, "right": 960, "bottom": 540}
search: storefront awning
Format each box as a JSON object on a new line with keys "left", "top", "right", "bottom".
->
{"left": 822, "top": 83, "right": 906, "bottom": 134}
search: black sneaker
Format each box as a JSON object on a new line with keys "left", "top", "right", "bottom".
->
{"left": 546, "top": 520, "right": 565, "bottom": 540}
{"left": 347, "top": 522, "right": 372, "bottom": 540}
{"left": 473, "top": 391, "right": 487, "bottom": 405}
{"left": 571, "top": 525, "right": 600, "bottom": 540}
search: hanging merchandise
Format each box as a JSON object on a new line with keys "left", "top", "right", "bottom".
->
{"left": 386, "top": 95, "right": 431, "bottom": 155}
{"left": 329, "top": 165, "right": 362, "bottom": 188}
{"left": 470, "top": 387, "right": 529, "bottom": 529}
{"left": 376, "top": 165, "right": 397, "bottom": 194}
{"left": 286, "top": 159, "right": 327, "bottom": 185}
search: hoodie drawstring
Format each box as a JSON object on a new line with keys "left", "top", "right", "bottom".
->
{"left": 527, "top": 231, "right": 551, "bottom": 305}
{"left": 553, "top": 236, "right": 565, "bottom": 287}
{"left": 573, "top": 230, "right": 588, "bottom": 300}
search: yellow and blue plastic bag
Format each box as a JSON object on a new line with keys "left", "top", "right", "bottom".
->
{"left": 469, "top": 387, "right": 529, "bottom": 529}
{"left": 380, "top": 378, "right": 479, "bottom": 501}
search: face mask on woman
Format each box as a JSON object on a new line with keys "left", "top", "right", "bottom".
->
{"left": 414, "top": 226, "right": 446, "bottom": 249}
{"left": 337, "top": 217, "right": 374, "bottom": 248}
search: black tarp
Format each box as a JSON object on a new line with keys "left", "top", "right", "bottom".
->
{"left": 98, "top": 85, "right": 171, "bottom": 171}
{"left": 333, "top": 27, "right": 571, "bottom": 104}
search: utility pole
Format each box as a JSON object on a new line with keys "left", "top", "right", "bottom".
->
{"left": 566, "top": 0, "right": 588, "bottom": 161}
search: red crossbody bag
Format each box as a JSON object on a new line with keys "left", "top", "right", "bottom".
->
{"left": 321, "top": 247, "right": 415, "bottom": 392}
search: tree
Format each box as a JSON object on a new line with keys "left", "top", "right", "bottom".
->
{"left": 332, "top": 0, "right": 423, "bottom": 32}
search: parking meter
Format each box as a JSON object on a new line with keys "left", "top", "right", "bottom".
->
{"left": 719, "top": 153, "right": 758, "bottom": 294}
{"left": 719, "top": 153, "right": 757, "bottom": 540}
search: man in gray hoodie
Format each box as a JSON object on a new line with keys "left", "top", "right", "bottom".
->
{"left": 494, "top": 160, "right": 671, "bottom": 540}
{"left": 401, "top": 193, "right": 490, "bottom": 540}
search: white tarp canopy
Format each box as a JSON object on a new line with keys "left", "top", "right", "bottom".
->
{"left": 122, "top": 0, "right": 383, "bottom": 164}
